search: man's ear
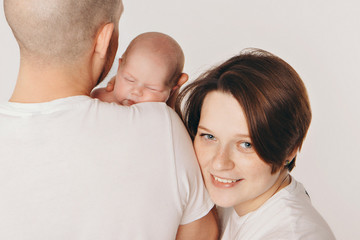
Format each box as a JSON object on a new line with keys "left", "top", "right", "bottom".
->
{"left": 171, "top": 73, "right": 189, "bottom": 92}
{"left": 94, "top": 23, "right": 115, "bottom": 58}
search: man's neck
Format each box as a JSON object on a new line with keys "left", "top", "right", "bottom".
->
{"left": 10, "top": 60, "right": 94, "bottom": 103}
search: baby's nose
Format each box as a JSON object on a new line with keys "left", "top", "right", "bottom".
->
{"left": 131, "top": 86, "right": 143, "bottom": 96}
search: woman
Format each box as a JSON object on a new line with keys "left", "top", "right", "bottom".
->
{"left": 176, "top": 49, "right": 335, "bottom": 239}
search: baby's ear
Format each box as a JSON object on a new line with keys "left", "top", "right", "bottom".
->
{"left": 117, "top": 58, "right": 123, "bottom": 71}
{"left": 172, "top": 73, "right": 189, "bottom": 91}
{"left": 167, "top": 73, "right": 189, "bottom": 109}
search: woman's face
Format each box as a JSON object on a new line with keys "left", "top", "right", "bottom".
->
{"left": 194, "top": 91, "right": 282, "bottom": 216}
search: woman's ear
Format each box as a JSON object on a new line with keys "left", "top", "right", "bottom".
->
{"left": 284, "top": 148, "right": 298, "bottom": 166}
{"left": 94, "top": 23, "right": 115, "bottom": 58}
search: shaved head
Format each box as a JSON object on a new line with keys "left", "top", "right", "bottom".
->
{"left": 123, "top": 32, "right": 185, "bottom": 87}
{"left": 4, "top": 0, "right": 122, "bottom": 63}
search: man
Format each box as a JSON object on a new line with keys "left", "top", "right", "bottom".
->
{"left": 0, "top": 0, "right": 218, "bottom": 239}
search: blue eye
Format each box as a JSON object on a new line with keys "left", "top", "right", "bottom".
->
{"left": 200, "top": 133, "right": 216, "bottom": 141}
{"left": 239, "top": 142, "right": 252, "bottom": 149}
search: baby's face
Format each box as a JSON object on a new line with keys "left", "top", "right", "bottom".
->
{"left": 113, "top": 52, "right": 172, "bottom": 106}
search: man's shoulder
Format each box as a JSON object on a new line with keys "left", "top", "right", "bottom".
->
{"left": 93, "top": 101, "right": 181, "bottom": 129}
{"left": 91, "top": 99, "right": 169, "bottom": 117}
{"left": 131, "top": 102, "right": 186, "bottom": 132}
{"left": 131, "top": 102, "right": 170, "bottom": 115}
{"left": 104, "top": 102, "right": 173, "bottom": 122}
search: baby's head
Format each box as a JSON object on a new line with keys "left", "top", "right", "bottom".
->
{"left": 113, "top": 32, "right": 187, "bottom": 106}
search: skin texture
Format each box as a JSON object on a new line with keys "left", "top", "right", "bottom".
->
{"left": 91, "top": 32, "right": 188, "bottom": 106}
{"left": 194, "top": 91, "right": 291, "bottom": 216}
{"left": 113, "top": 54, "right": 171, "bottom": 106}
{"left": 122, "top": 32, "right": 185, "bottom": 87}
{"left": 93, "top": 49, "right": 172, "bottom": 106}
{"left": 4, "top": 0, "right": 121, "bottom": 64}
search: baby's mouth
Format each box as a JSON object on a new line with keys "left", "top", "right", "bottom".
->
{"left": 122, "top": 99, "right": 136, "bottom": 106}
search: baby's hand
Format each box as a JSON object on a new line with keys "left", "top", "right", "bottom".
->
{"left": 106, "top": 76, "right": 116, "bottom": 92}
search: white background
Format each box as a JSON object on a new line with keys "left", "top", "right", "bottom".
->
{"left": 1, "top": 0, "right": 359, "bottom": 239}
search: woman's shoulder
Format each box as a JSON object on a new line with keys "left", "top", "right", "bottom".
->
{"left": 218, "top": 178, "right": 336, "bottom": 240}
{"left": 251, "top": 177, "right": 336, "bottom": 239}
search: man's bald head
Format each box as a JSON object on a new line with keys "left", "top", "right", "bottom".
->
{"left": 4, "top": 0, "right": 123, "bottom": 64}
{"left": 122, "top": 32, "right": 185, "bottom": 87}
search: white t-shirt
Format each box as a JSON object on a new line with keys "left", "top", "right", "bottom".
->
{"left": 0, "top": 96, "right": 213, "bottom": 240}
{"left": 218, "top": 177, "right": 335, "bottom": 240}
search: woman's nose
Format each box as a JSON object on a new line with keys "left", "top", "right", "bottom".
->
{"left": 211, "top": 148, "right": 235, "bottom": 171}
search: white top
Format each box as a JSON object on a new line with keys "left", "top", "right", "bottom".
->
{"left": 0, "top": 96, "right": 213, "bottom": 240}
{"left": 218, "top": 177, "right": 335, "bottom": 240}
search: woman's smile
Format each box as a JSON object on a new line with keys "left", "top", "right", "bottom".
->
{"left": 210, "top": 174, "right": 242, "bottom": 188}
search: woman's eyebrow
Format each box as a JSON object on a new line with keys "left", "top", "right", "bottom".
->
{"left": 198, "top": 125, "right": 250, "bottom": 138}
{"left": 197, "top": 125, "right": 211, "bottom": 132}
{"left": 234, "top": 133, "right": 251, "bottom": 138}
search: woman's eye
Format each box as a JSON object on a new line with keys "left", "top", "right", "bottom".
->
{"left": 200, "top": 133, "right": 216, "bottom": 141}
{"left": 239, "top": 142, "right": 252, "bottom": 149}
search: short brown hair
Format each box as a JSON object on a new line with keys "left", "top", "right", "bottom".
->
{"left": 176, "top": 49, "right": 311, "bottom": 173}
{"left": 4, "top": 0, "right": 122, "bottom": 63}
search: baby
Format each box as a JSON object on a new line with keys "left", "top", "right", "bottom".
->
{"left": 91, "top": 32, "right": 188, "bottom": 106}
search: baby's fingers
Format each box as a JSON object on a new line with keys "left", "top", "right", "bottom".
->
{"left": 106, "top": 76, "right": 116, "bottom": 92}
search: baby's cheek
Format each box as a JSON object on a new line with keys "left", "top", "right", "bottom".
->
{"left": 145, "top": 92, "right": 165, "bottom": 102}
{"left": 114, "top": 85, "right": 128, "bottom": 99}
{"left": 159, "top": 91, "right": 171, "bottom": 101}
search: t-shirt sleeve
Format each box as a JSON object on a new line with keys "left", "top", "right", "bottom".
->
{"left": 167, "top": 107, "right": 214, "bottom": 225}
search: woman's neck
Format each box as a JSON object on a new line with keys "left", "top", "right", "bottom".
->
{"left": 234, "top": 170, "right": 291, "bottom": 217}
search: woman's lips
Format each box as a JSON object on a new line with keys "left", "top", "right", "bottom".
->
{"left": 210, "top": 174, "right": 242, "bottom": 188}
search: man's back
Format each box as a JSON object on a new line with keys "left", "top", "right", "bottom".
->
{"left": 0, "top": 96, "right": 213, "bottom": 239}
